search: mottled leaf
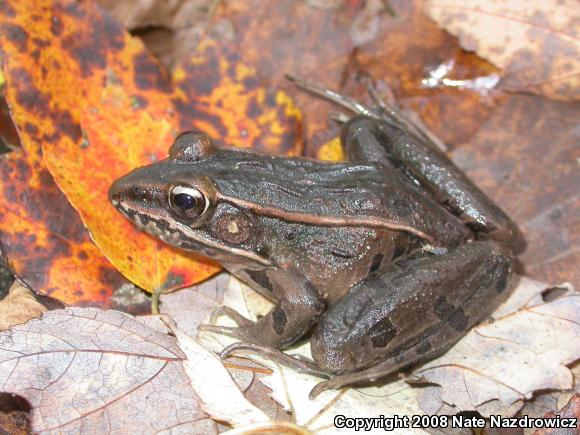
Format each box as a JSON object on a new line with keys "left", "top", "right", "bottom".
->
{"left": 0, "top": 151, "right": 129, "bottom": 306}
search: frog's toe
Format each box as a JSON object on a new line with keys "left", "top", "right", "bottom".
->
{"left": 208, "top": 306, "right": 254, "bottom": 327}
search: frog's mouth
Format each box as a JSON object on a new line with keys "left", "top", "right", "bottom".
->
{"left": 110, "top": 187, "right": 271, "bottom": 266}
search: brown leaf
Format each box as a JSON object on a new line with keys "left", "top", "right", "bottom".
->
{"left": 450, "top": 94, "right": 579, "bottom": 286}
{"left": 98, "top": 0, "right": 215, "bottom": 69}
{"left": 424, "top": 0, "right": 580, "bottom": 101}
{"left": 0, "top": 281, "right": 46, "bottom": 330}
{"left": 534, "top": 394, "right": 580, "bottom": 435}
{"left": 0, "top": 308, "right": 216, "bottom": 433}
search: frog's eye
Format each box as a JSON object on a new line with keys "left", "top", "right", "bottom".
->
{"left": 169, "top": 185, "right": 209, "bottom": 219}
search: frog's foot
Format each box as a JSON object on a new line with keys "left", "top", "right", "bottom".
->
{"left": 220, "top": 342, "right": 331, "bottom": 378}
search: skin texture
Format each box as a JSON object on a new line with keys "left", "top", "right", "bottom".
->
{"left": 109, "top": 91, "right": 517, "bottom": 398}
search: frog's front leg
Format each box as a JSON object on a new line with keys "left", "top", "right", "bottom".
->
{"left": 200, "top": 269, "right": 325, "bottom": 349}
{"left": 308, "top": 240, "right": 514, "bottom": 398}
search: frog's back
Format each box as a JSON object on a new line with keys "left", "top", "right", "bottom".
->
{"left": 200, "top": 149, "right": 471, "bottom": 246}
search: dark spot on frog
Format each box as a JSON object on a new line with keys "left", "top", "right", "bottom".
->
{"left": 272, "top": 306, "right": 287, "bottom": 335}
{"left": 495, "top": 267, "right": 508, "bottom": 294}
{"left": 77, "top": 250, "right": 89, "bottom": 261}
{"left": 245, "top": 269, "right": 273, "bottom": 293}
{"left": 133, "top": 51, "right": 171, "bottom": 92}
{"left": 330, "top": 249, "right": 355, "bottom": 259}
{"left": 284, "top": 231, "right": 296, "bottom": 240}
{"left": 369, "top": 253, "right": 383, "bottom": 273}
{"left": 368, "top": 317, "right": 397, "bottom": 348}
{"left": 448, "top": 308, "right": 469, "bottom": 331}
{"left": 416, "top": 340, "right": 432, "bottom": 355}
{"left": 434, "top": 296, "right": 454, "bottom": 319}
{"left": 50, "top": 16, "right": 63, "bottom": 37}
{"left": 2, "top": 23, "right": 29, "bottom": 52}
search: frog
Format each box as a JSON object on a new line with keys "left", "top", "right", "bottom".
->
{"left": 109, "top": 77, "right": 519, "bottom": 399}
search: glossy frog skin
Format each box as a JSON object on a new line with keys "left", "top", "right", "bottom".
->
{"left": 109, "top": 80, "right": 518, "bottom": 398}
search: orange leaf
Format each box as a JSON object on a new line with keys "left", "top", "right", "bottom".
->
{"left": 173, "top": 38, "right": 303, "bottom": 155}
{"left": 0, "top": 151, "right": 127, "bottom": 306}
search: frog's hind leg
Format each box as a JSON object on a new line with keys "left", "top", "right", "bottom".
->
{"left": 308, "top": 240, "right": 514, "bottom": 399}
{"left": 288, "top": 75, "right": 520, "bottom": 248}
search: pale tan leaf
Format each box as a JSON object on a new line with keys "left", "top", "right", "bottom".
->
{"left": 0, "top": 280, "right": 47, "bottom": 330}
{"left": 423, "top": 0, "right": 580, "bottom": 100}
{"left": 172, "top": 327, "right": 271, "bottom": 428}
{"left": 0, "top": 308, "right": 216, "bottom": 434}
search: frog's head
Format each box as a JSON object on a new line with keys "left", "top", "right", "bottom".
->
{"left": 108, "top": 132, "right": 271, "bottom": 265}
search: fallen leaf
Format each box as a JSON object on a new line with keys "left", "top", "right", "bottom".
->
{"left": 450, "top": 94, "right": 580, "bottom": 286}
{"left": 0, "top": 308, "right": 216, "bottom": 433}
{"left": 0, "top": 151, "right": 129, "bottom": 307}
{"left": 160, "top": 274, "right": 291, "bottom": 422}
{"left": 423, "top": 0, "right": 580, "bottom": 101}
{"left": 0, "top": 0, "right": 217, "bottom": 295}
{"left": 0, "top": 280, "right": 46, "bottom": 330}
{"left": 534, "top": 394, "right": 580, "bottom": 435}
{"left": 172, "top": 327, "right": 270, "bottom": 427}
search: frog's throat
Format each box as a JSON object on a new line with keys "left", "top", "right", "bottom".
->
{"left": 217, "top": 193, "right": 436, "bottom": 244}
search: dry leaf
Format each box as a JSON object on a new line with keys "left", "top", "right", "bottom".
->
{"left": 172, "top": 327, "right": 270, "bottom": 427}
{"left": 534, "top": 394, "right": 580, "bottom": 435}
{"left": 0, "top": 280, "right": 46, "bottom": 330}
{"left": 0, "top": 308, "right": 216, "bottom": 433}
{"left": 423, "top": 0, "right": 580, "bottom": 100}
